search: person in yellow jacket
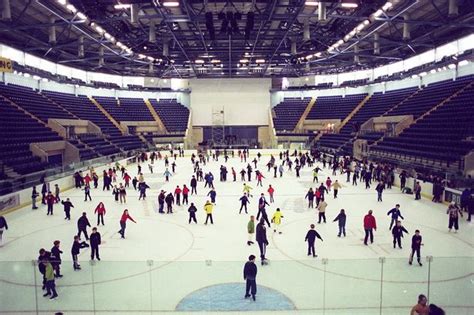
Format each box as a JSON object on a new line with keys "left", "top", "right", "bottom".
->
{"left": 332, "top": 180, "right": 342, "bottom": 199}
{"left": 243, "top": 183, "right": 253, "bottom": 198}
{"left": 271, "top": 208, "right": 284, "bottom": 234}
{"left": 204, "top": 200, "right": 214, "bottom": 225}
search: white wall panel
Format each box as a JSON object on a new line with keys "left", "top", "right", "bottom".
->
{"left": 190, "top": 78, "right": 270, "bottom": 126}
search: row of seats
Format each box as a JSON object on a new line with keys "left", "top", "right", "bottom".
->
{"left": 317, "top": 87, "right": 418, "bottom": 152}
{"left": 0, "top": 99, "right": 59, "bottom": 174}
{"left": 273, "top": 97, "right": 311, "bottom": 132}
{"left": 149, "top": 99, "right": 189, "bottom": 132}
{"left": 307, "top": 94, "right": 366, "bottom": 120}
{"left": 372, "top": 81, "right": 474, "bottom": 163}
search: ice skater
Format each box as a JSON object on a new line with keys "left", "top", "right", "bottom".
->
{"left": 71, "top": 235, "right": 89, "bottom": 270}
{"left": 256, "top": 218, "right": 269, "bottom": 265}
{"left": 118, "top": 209, "right": 137, "bottom": 239}
{"left": 50, "top": 240, "right": 63, "bottom": 278}
{"left": 243, "top": 183, "right": 253, "bottom": 198}
{"left": 138, "top": 182, "right": 150, "bottom": 200}
{"left": 61, "top": 198, "right": 74, "bottom": 220}
{"left": 392, "top": 221, "right": 409, "bottom": 249}
{"left": 0, "top": 216, "right": 8, "bottom": 247}
{"left": 271, "top": 208, "right": 283, "bottom": 234}
{"left": 45, "top": 192, "right": 55, "bottom": 215}
{"left": 305, "top": 188, "right": 315, "bottom": 208}
{"left": 83, "top": 185, "right": 92, "bottom": 201}
{"left": 188, "top": 203, "right": 197, "bottom": 224}
{"left": 387, "top": 204, "right": 404, "bottom": 230}
{"left": 207, "top": 188, "right": 217, "bottom": 204}
{"left": 305, "top": 224, "right": 323, "bottom": 257}
{"left": 90, "top": 227, "right": 101, "bottom": 261}
{"left": 77, "top": 212, "right": 91, "bottom": 241}
{"left": 204, "top": 200, "right": 214, "bottom": 225}
{"left": 332, "top": 180, "right": 342, "bottom": 199}
{"left": 42, "top": 258, "right": 58, "bottom": 299}
{"left": 267, "top": 185, "right": 275, "bottom": 203}
{"left": 375, "top": 181, "right": 385, "bottom": 202}
{"left": 409, "top": 229, "right": 423, "bottom": 266}
{"left": 363, "top": 210, "right": 377, "bottom": 245}
{"left": 94, "top": 202, "right": 106, "bottom": 226}
{"left": 243, "top": 255, "right": 258, "bottom": 301}
{"left": 239, "top": 193, "right": 250, "bottom": 214}
{"left": 317, "top": 198, "right": 327, "bottom": 224}
{"left": 247, "top": 215, "right": 255, "bottom": 245}
{"left": 333, "top": 209, "right": 346, "bottom": 237}
{"left": 447, "top": 202, "right": 462, "bottom": 232}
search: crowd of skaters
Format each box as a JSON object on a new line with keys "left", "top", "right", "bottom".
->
{"left": 0, "top": 146, "right": 472, "bottom": 310}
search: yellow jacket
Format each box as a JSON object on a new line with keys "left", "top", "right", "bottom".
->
{"left": 332, "top": 182, "right": 342, "bottom": 190}
{"left": 272, "top": 211, "right": 283, "bottom": 225}
{"left": 204, "top": 202, "right": 213, "bottom": 214}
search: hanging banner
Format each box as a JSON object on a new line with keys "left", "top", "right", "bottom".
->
{"left": 0, "top": 57, "right": 13, "bottom": 73}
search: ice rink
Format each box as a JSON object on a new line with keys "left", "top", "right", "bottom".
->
{"left": 0, "top": 150, "right": 473, "bottom": 314}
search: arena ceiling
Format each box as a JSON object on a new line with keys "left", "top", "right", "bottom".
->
{"left": 0, "top": 0, "right": 473, "bottom": 78}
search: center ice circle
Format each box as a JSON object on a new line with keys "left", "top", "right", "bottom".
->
{"left": 175, "top": 282, "right": 296, "bottom": 311}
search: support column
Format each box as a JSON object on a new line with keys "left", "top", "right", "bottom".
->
{"left": 2, "top": 0, "right": 11, "bottom": 20}
{"left": 374, "top": 32, "right": 380, "bottom": 55}
{"left": 403, "top": 14, "right": 410, "bottom": 40}
{"left": 78, "top": 36, "right": 85, "bottom": 58}
{"left": 318, "top": 2, "right": 326, "bottom": 21}
{"left": 49, "top": 17, "right": 56, "bottom": 44}
{"left": 149, "top": 20, "right": 156, "bottom": 43}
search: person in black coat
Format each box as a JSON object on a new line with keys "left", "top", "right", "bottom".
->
{"left": 305, "top": 188, "right": 315, "bottom": 208}
{"left": 239, "top": 193, "right": 250, "bottom": 214}
{"left": 333, "top": 209, "right": 346, "bottom": 237}
{"left": 37, "top": 248, "right": 51, "bottom": 290}
{"left": 77, "top": 212, "right": 91, "bottom": 241}
{"left": 305, "top": 224, "right": 323, "bottom": 257}
{"left": 387, "top": 204, "right": 404, "bottom": 230}
{"left": 409, "top": 230, "right": 423, "bottom": 266}
{"left": 255, "top": 219, "right": 269, "bottom": 265}
{"left": 0, "top": 215, "right": 8, "bottom": 246}
{"left": 391, "top": 221, "right": 409, "bottom": 249}
{"left": 188, "top": 203, "right": 197, "bottom": 224}
{"left": 165, "top": 193, "right": 175, "bottom": 214}
{"left": 243, "top": 255, "right": 258, "bottom": 301}
{"left": 61, "top": 198, "right": 74, "bottom": 220}
{"left": 375, "top": 182, "right": 385, "bottom": 202}
{"left": 190, "top": 176, "right": 197, "bottom": 194}
{"left": 467, "top": 195, "right": 474, "bottom": 222}
{"left": 50, "top": 240, "right": 63, "bottom": 278}
{"left": 32, "top": 186, "right": 39, "bottom": 209}
{"left": 90, "top": 227, "right": 101, "bottom": 261}
{"left": 71, "top": 235, "right": 89, "bottom": 270}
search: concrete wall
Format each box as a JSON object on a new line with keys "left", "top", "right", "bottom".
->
{"left": 30, "top": 140, "right": 80, "bottom": 165}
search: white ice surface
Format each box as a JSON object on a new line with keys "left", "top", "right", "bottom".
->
{"left": 0, "top": 150, "right": 473, "bottom": 314}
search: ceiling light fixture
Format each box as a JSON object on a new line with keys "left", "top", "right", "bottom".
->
{"left": 341, "top": 0, "right": 358, "bottom": 9}
{"left": 57, "top": 0, "right": 67, "bottom": 5}
{"left": 162, "top": 0, "right": 180, "bottom": 7}
{"left": 195, "top": 59, "right": 205, "bottom": 64}
{"left": 76, "top": 12, "right": 87, "bottom": 21}
{"left": 255, "top": 59, "right": 265, "bottom": 63}
{"left": 305, "top": 1, "right": 319, "bottom": 6}
{"left": 114, "top": 4, "right": 131, "bottom": 9}
{"left": 66, "top": 4, "right": 77, "bottom": 13}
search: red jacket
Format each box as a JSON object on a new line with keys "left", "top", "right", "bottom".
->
{"left": 84, "top": 175, "right": 91, "bottom": 184}
{"left": 120, "top": 213, "right": 136, "bottom": 223}
{"left": 95, "top": 204, "right": 106, "bottom": 215}
{"left": 182, "top": 187, "right": 190, "bottom": 195}
{"left": 46, "top": 195, "right": 56, "bottom": 205}
{"left": 364, "top": 214, "right": 377, "bottom": 229}
{"left": 268, "top": 187, "right": 274, "bottom": 194}
{"left": 175, "top": 188, "right": 182, "bottom": 195}
{"left": 123, "top": 174, "right": 131, "bottom": 183}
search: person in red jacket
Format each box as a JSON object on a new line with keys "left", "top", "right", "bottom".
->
{"left": 95, "top": 202, "right": 106, "bottom": 226}
{"left": 118, "top": 209, "right": 137, "bottom": 239}
{"left": 182, "top": 185, "right": 190, "bottom": 205}
{"left": 267, "top": 185, "right": 275, "bottom": 203}
{"left": 363, "top": 210, "right": 377, "bottom": 245}
{"left": 174, "top": 186, "right": 182, "bottom": 206}
{"left": 123, "top": 173, "right": 131, "bottom": 188}
{"left": 256, "top": 172, "right": 265, "bottom": 187}
{"left": 84, "top": 174, "right": 91, "bottom": 187}
{"left": 45, "top": 192, "right": 56, "bottom": 215}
